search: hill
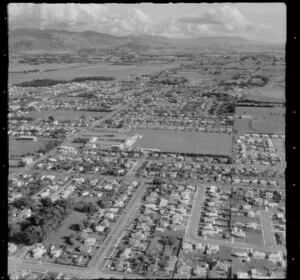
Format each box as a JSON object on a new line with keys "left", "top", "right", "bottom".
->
{"left": 9, "top": 28, "right": 280, "bottom": 53}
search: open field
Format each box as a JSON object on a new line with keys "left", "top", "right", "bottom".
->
{"left": 235, "top": 106, "right": 285, "bottom": 135}
{"left": 236, "top": 106, "right": 285, "bottom": 116}
{"left": 24, "top": 110, "right": 108, "bottom": 121}
{"left": 177, "top": 70, "right": 213, "bottom": 82}
{"left": 251, "top": 119, "right": 285, "bottom": 134}
{"left": 234, "top": 119, "right": 256, "bottom": 135}
{"left": 9, "top": 62, "right": 181, "bottom": 84}
{"left": 47, "top": 211, "right": 86, "bottom": 246}
{"left": 9, "top": 139, "right": 49, "bottom": 156}
{"left": 241, "top": 86, "right": 285, "bottom": 101}
{"left": 129, "top": 129, "right": 232, "bottom": 155}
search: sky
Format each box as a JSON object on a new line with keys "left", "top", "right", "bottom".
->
{"left": 8, "top": 3, "right": 286, "bottom": 43}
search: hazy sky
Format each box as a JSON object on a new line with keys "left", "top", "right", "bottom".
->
{"left": 8, "top": 3, "right": 286, "bottom": 43}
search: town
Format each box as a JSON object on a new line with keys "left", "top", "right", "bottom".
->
{"left": 8, "top": 4, "right": 286, "bottom": 280}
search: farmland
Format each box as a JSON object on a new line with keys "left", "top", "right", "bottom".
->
{"left": 9, "top": 62, "right": 181, "bottom": 84}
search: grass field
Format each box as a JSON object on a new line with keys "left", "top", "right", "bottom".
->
{"left": 235, "top": 106, "right": 285, "bottom": 135}
{"left": 129, "top": 129, "right": 232, "bottom": 155}
{"left": 9, "top": 139, "right": 49, "bottom": 156}
{"left": 251, "top": 119, "right": 285, "bottom": 134}
{"left": 24, "top": 110, "right": 108, "bottom": 121}
{"left": 236, "top": 106, "right": 285, "bottom": 116}
{"left": 234, "top": 119, "right": 256, "bottom": 135}
{"left": 245, "top": 230, "right": 264, "bottom": 245}
{"left": 242, "top": 86, "right": 285, "bottom": 101}
{"left": 47, "top": 211, "right": 86, "bottom": 246}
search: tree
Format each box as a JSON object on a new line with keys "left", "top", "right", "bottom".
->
{"left": 13, "top": 197, "right": 36, "bottom": 210}
{"left": 153, "top": 176, "right": 165, "bottom": 185}
{"left": 40, "top": 197, "right": 53, "bottom": 208}
{"left": 29, "top": 215, "right": 44, "bottom": 226}
{"left": 8, "top": 223, "right": 21, "bottom": 240}
{"left": 48, "top": 115, "right": 54, "bottom": 122}
{"left": 23, "top": 225, "right": 41, "bottom": 245}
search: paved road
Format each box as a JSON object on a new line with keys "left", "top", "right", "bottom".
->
{"left": 95, "top": 183, "right": 146, "bottom": 270}
{"left": 185, "top": 185, "right": 286, "bottom": 253}
{"left": 8, "top": 182, "right": 147, "bottom": 279}
{"left": 259, "top": 210, "right": 276, "bottom": 247}
{"left": 8, "top": 257, "right": 130, "bottom": 279}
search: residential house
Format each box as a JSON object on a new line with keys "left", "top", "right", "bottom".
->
{"left": 166, "top": 256, "right": 177, "bottom": 273}
{"left": 95, "top": 225, "right": 105, "bottom": 233}
{"left": 120, "top": 248, "right": 132, "bottom": 259}
{"left": 31, "top": 244, "right": 46, "bottom": 259}
{"left": 178, "top": 264, "right": 192, "bottom": 275}
{"left": 206, "top": 244, "right": 220, "bottom": 255}
{"left": 268, "top": 252, "right": 283, "bottom": 264}
{"left": 182, "top": 242, "right": 193, "bottom": 251}
{"left": 50, "top": 247, "right": 62, "bottom": 258}
{"left": 193, "top": 266, "right": 207, "bottom": 277}
{"left": 252, "top": 251, "right": 266, "bottom": 259}
{"left": 8, "top": 243, "right": 18, "bottom": 254}
{"left": 236, "top": 272, "right": 249, "bottom": 279}
{"left": 85, "top": 238, "right": 96, "bottom": 246}
{"left": 195, "top": 243, "right": 206, "bottom": 252}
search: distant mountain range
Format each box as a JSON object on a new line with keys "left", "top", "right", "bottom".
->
{"left": 9, "top": 28, "right": 283, "bottom": 53}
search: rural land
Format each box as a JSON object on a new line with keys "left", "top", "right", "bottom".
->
{"left": 8, "top": 27, "right": 285, "bottom": 280}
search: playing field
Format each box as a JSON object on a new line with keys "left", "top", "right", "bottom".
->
{"left": 251, "top": 119, "right": 285, "bottom": 134}
{"left": 130, "top": 129, "right": 232, "bottom": 155}
{"left": 242, "top": 86, "right": 285, "bottom": 102}
{"left": 235, "top": 106, "right": 285, "bottom": 135}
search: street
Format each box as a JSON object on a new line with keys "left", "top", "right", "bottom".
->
{"left": 184, "top": 184, "right": 286, "bottom": 253}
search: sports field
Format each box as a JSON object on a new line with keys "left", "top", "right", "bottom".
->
{"left": 130, "top": 129, "right": 232, "bottom": 155}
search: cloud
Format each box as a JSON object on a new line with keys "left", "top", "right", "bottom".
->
{"left": 175, "top": 5, "right": 259, "bottom": 35}
{"left": 8, "top": 3, "right": 269, "bottom": 40}
{"left": 8, "top": 3, "right": 108, "bottom": 31}
{"left": 178, "top": 16, "right": 222, "bottom": 25}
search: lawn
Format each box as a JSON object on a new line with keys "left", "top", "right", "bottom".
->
{"left": 245, "top": 230, "right": 264, "bottom": 245}
{"left": 47, "top": 211, "right": 86, "bottom": 246}
{"left": 130, "top": 129, "right": 232, "bottom": 155}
